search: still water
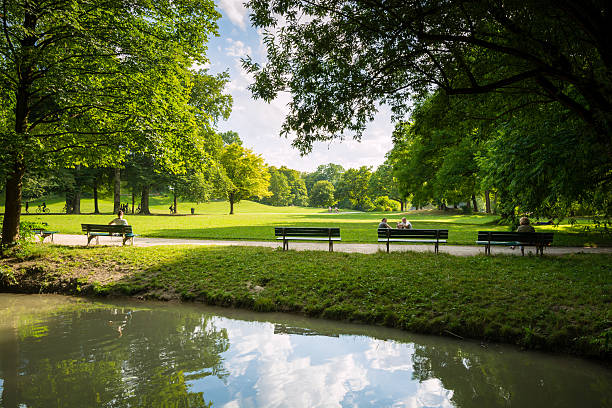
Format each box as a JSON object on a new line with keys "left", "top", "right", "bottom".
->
{"left": 0, "top": 294, "right": 610, "bottom": 408}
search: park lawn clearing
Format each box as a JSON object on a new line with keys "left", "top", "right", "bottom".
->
{"left": 7, "top": 196, "right": 612, "bottom": 246}
{"left": 1, "top": 244, "right": 611, "bottom": 360}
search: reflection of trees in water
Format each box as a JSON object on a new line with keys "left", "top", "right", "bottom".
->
{"left": 411, "top": 343, "right": 610, "bottom": 408}
{"left": 0, "top": 306, "right": 229, "bottom": 407}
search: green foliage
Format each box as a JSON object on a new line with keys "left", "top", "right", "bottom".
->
{"left": 309, "top": 180, "right": 336, "bottom": 207}
{"left": 335, "top": 166, "right": 372, "bottom": 210}
{"left": 1, "top": 0, "right": 223, "bottom": 244}
{"left": 267, "top": 171, "right": 292, "bottom": 206}
{"left": 304, "top": 163, "right": 345, "bottom": 193}
{"left": 217, "top": 143, "right": 271, "bottom": 214}
{"left": 373, "top": 196, "right": 399, "bottom": 212}
{"left": 245, "top": 0, "right": 612, "bottom": 158}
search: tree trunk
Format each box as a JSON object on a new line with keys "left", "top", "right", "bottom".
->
{"left": 113, "top": 168, "right": 121, "bottom": 213}
{"left": 493, "top": 191, "right": 498, "bottom": 214}
{"left": 93, "top": 182, "right": 100, "bottom": 214}
{"left": 173, "top": 191, "right": 177, "bottom": 214}
{"left": 485, "top": 190, "right": 491, "bottom": 214}
{"left": 472, "top": 194, "right": 478, "bottom": 212}
{"left": 400, "top": 200, "right": 404, "bottom": 212}
{"left": 466, "top": 198, "right": 471, "bottom": 211}
{"left": 229, "top": 192, "right": 235, "bottom": 215}
{"left": 72, "top": 189, "right": 81, "bottom": 214}
{"left": 2, "top": 9, "right": 36, "bottom": 247}
{"left": 131, "top": 190, "right": 135, "bottom": 214}
{"left": 65, "top": 191, "right": 73, "bottom": 214}
{"left": 1, "top": 160, "right": 26, "bottom": 247}
{"left": 140, "top": 185, "right": 151, "bottom": 214}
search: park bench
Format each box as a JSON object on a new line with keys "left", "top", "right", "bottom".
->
{"left": 274, "top": 227, "right": 341, "bottom": 252}
{"left": 476, "top": 231, "right": 554, "bottom": 256}
{"left": 32, "top": 228, "right": 58, "bottom": 243}
{"left": 81, "top": 224, "right": 136, "bottom": 246}
{"left": 378, "top": 229, "right": 448, "bottom": 254}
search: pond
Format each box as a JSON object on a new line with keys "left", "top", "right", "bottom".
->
{"left": 0, "top": 294, "right": 610, "bottom": 407}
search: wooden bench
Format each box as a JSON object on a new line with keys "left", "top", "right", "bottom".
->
{"left": 81, "top": 224, "right": 136, "bottom": 246}
{"left": 32, "top": 228, "right": 58, "bottom": 243}
{"left": 275, "top": 227, "right": 341, "bottom": 252}
{"left": 477, "top": 231, "right": 554, "bottom": 256}
{"left": 378, "top": 229, "right": 448, "bottom": 253}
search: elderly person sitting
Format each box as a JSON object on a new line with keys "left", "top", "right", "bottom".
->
{"left": 109, "top": 210, "right": 128, "bottom": 226}
{"left": 516, "top": 216, "right": 535, "bottom": 233}
{"left": 396, "top": 217, "right": 412, "bottom": 229}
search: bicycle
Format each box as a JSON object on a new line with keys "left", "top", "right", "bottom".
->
{"left": 36, "top": 204, "right": 50, "bottom": 213}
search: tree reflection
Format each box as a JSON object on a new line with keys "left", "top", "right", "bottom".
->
{"left": 0, "top": 303, "right": 229, "bottom": 407}
{"left": 411, "top": 342, "right": 610, "bottom": 408}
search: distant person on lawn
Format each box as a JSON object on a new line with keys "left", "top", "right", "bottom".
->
{"left": 378, "top": 218, "right": 391, "bottom": 229}
{"left": 109, "top": 210, "right": 128, "bottom": 226}
{"left": 396, "top": 217, "right": 412, "bottom": 229}
{"left": 516, "top": 217, "right": 535, "bottom": 233}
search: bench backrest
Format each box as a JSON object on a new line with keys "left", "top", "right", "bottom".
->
{"left": 275, "top": 227, "right": 340, "bottom": 238}
{"left": 378, "top": 228, "right": 449, "bottom": 240}
{"left": 82, "top": 224, "right": 133, "bottom": 234}
{"left": 477, "top": 231, "right": 554, "bottom": 244}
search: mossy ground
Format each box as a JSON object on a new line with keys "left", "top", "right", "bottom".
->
{"left": 2, "top": 244, "right": 610, "bottom": 361}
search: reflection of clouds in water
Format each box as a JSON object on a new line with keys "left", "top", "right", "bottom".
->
{"left": 221, "top": 319, "right": 368, "bottom": 407}
{"left": 389, "top": 379, "right": 454, "bottom": 408}
{"left": 365, "top": 339, "right": 416, "bottom": 373}
{"left": 212, "top": 318, "right": 454, "bottom": 407}
{"left": 255, "top": 353, "right": 368, "bottom": 407}
{"left": 415, "top": 379, "right": 454, "bottom": 408}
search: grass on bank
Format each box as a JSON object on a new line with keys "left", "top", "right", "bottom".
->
{"left": 6, "top": 195, "right": 612, "bottom": 246}
{"left": 1, "top": 244, "right": 611, "bottom": 360}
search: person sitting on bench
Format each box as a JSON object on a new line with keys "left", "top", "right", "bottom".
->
{"left": 378, "top": 218, "right": 392, "bottom": 229}
{"left": 109, "top": 210, "right": 129, "bottom": 226}
{"left": 396, "top": 217, "right": 412, "bottom": 229}
{"left": 516, "top": 217, "right": 535, "bottom": 233}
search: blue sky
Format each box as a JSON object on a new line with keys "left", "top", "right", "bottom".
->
{"left": 203, "top": 0, "right": 394, "bottom": 173}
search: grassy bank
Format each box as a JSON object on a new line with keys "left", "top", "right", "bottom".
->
{"left": 1, "top": 244, "right": 610, "bottom": 360}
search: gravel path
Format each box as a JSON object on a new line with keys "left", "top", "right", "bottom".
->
{"left": 46, "top": 234, "right": 612, "bottom": 256}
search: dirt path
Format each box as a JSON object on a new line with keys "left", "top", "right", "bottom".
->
{"left": 46, "top": 234, "right": 612, "bottom": 256}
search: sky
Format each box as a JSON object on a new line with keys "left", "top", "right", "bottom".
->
{"left": 203, "top": 0, "right": 395, "bottom": 173}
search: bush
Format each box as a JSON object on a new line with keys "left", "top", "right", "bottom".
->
{"left": 373, "top": 196, "right": 400, "bottom": 212}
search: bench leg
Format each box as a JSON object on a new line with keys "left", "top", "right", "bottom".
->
{"left": 386, "top": 240, "right": 390, "bottom": 253}
{"left": 329, "top": 240, "right": 333, "bottom": 252}
{"left": 521, "top": 246, "right": 525, "bottom": 256}
{"left": 435, "top": 242, "right": 439, "bottom": 254}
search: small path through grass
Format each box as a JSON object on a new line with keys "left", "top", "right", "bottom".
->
{"left": 48, "top": 234, "right": 612, "bottom": 256}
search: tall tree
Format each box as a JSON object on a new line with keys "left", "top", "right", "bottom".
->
{"left": 245, "top": 0, "right": 612, "bottom": 157}
{"left": 309, "top": 180, "right": 335, "bottom": 207}
{"left": 217, "top": 143, "right": 270, "bottom": 214}
{"left": 0, "top": 0, "right": 220, "bottom": 246}
{"left": 368, "top": 161, "right": 406, "bottom": 210}
{"left": 335, "top": 166, "right": 372, "bottom": 210}
{"left": 267, "top": 170, "right": 292, "bottom": 206}
{"left": 304, "top": 163, "right": 345, "bottom": 194}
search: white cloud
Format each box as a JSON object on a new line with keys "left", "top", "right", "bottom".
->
{"left": 219, "top": 0, "right": 248, "bottom": 30}
{"left": 225, "top": 38, "right": 253, "bottom": 58}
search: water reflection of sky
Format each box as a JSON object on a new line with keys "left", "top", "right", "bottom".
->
{"left": 187, "top": 317, "right": 455, "bottom": 408}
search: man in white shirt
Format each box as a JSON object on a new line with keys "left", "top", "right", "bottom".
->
{"left": 397, "top": 217, "right": 412, "bottom": 229}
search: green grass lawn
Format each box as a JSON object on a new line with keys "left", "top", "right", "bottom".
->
{"left": 2, "top": 244, "right": 610, "bottom": 360}
{"left": 5, "top": 195, "right": 612, "bottom": 246}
